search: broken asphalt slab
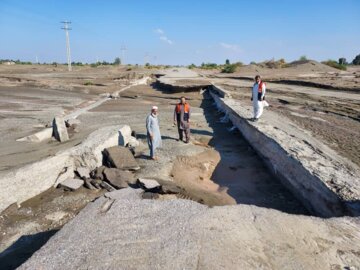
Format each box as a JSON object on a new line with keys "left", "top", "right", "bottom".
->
{"left": 18, "top": 188, "right": 360, "bottom": 270}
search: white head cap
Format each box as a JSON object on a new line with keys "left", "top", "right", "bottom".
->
{"left": 152, "top": 106, "right": 158, "bottom": 111}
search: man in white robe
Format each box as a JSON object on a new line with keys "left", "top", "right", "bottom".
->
{"left": 251, "top": 75, "right": 266, "bottom": 121}
{"left": 146, "top": 106, "right": 162, "bottom": 160}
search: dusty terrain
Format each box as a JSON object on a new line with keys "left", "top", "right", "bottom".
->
{"left": 199, "top": 62, "right": 360, "bottom": 168}
{"left": 0, "top": 64, "right": 359, "bottom": 269}
{"left": 0, "top": 65, "right": 308, "bottom": 269}
{"left": 0, "top": 65, "right": 150, "bottom": 172}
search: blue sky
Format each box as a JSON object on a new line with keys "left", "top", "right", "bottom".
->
{"left": 0, "top": 0, "right": 359, "bottom": 65}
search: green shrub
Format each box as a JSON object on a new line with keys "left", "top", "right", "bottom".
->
{"left": 188, "top": 63, "right": 196, "bottom": 69}
{"left": 352, "top": 54, "right": 360, "bottom": 65}
{"left": 299, "top": 55, "right": 307, "bottom": 61}
{"left": 221, "top": 64, "right": 237, "bottom": 73}
{"left": 84, "top": 81, "right": 93, "bottom": 86}
{"left": 200, "top": 63, "right": 218, "bottom": 70}
{"left": 322, "top": 60, "right": 347, "bottom": 70}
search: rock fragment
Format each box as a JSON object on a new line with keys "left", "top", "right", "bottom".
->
{"left": 118, "top": 126, "right": 132, "bottom": 146}
{"left": 76, "top": 167, "right": 90, "bottom": 179}
{"left": 103, "top": 146, "right": 140, "bottom": 171}
{"left": 138, "top": 178, "right": 161, "bottom": 190}
{"left": 103, "top": 168, "right": 136, "bottom": 189}
{"left": 58, "top": 178, "right": 84, "bottom": 191}
{"left": 53, "top": 116, "right": 69, "bottom": 142}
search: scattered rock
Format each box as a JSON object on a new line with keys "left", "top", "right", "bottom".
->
{"left": 103, "top": 168, "right": 136, "bottom": 189}
{"left": 93, "top": 166, "right": 106, "bottom": 180}
{"left": 142, "top": 192, "right": 160, "bottom": 200}
{"left": 16, "top": 128, "right": 53, "bottom": 143}
{"left": 58, "top": 178, "right": 84, "bottom": 191}
{"left": 100, "top": 181, "right": 116, "bottom": 192}
{"left": 65, "top": 118, "right": 81, "bottom": 128}
{"left": 127, "top": 136, "right": 140, "bottom": 148}
{"left": 53, "top": 116, "right": 69, "bottom": 142}
{"left": 103, "top": 146, "right": 140, "bottom": 171}
{"left": 84, "top": 179, "right": 96, "bottom": 190}
{"left": 138, "top": 178, "right": 161, "bottom": 190}
{"left": 118, "top": 126, "right": 132, "bottom": 146}
{"left": 76, "top": 167, "right": 90, "bottom": 179}
{"left": 90, "top": 179, "right": 101, "bottom": 189}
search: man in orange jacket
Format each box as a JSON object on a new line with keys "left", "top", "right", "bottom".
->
{"left": 174, "top": 96, "right": 191, "bottom": 143}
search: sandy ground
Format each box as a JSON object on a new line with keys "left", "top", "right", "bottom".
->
{"left": 0, "top": 65, "right": 150, "bottom": 172}
{"left": 0, "top": 79, "right": 308, "bottom": 269}
{"left": 0, "top": 63, "right": 358, "bottom": 268}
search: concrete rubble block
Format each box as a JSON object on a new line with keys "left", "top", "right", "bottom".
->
{"left": 54, "top": 165, "right": 75, "bottom": 187}
{"left": 138, "top": 178, "right": 161, "bottom": 190}
{"left": 70, "top": 125, "right": 131, "bottom": 171}
{"left": 103, "top": 168, "right": 135, "bottom": 189}
{"left": 0, "top": 125, "right": 129, "bottom": 212}
{"left": 53, "top": 116, "right": 69, "bottom": 142}
{"left": 0, "top": 153, "right": 73, "bottom": 212}
{"left": 16, "top": 128, "right": 53, "bottom": 143}
{"left": 65, "top": 118, "right": 81, "bottom": 128}
{"left": 92, "top": 166, "right": 106, "bottom": 180}
{"left": 118, "top": 125, "right": 132, "bottom": 146}
{"left": 127, "top": 136, "right": 140, "bottom": 148}
{"left": 76, "top": 167, "right": 90, "bottom": 179}
{"left": 84, "top": 179, "right": 96, "bottom": 190}
{"left": 18, "top": 188, "right": 360, "bottom": 270}
{"left": 99, "top": 181, "right": 116, "bottom": 192}
{"left": 103, "top": 146, "right": 140, "bottom": 171}
{"left": 58, "top": 178, "right": 84, "bottom": 190}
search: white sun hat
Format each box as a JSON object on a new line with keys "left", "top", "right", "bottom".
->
{"left": 152, "top": 106, "right": 158, "bottom": 110}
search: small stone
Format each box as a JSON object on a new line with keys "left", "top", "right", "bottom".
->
{"left": 100, "top": 181, "right": 116, "bottom": 192}
{"left": 93, "top": 166, "right": 106, "bottom": 180}
{"left": 84, "top": 179, "right": 96, "bottom": 190}
{"left": 76, "top": 167, "right": 90, "bottom": 179}
{"left": 138, "top": 178, "right": 161, "bottom": 190}
{"left": 58, "top": 178, "right": 84, "bottom": 190}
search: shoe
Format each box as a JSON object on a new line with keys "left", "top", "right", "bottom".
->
{"left": 253, "top": 118, "right": 259, "bottom": 122}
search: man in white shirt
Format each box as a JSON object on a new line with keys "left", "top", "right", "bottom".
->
{"left": 251, "top": 75, "right": 266, "bottom": 121}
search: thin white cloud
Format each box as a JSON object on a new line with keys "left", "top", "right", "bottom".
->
{"left": 160, "top": 36, "right": 173, "bottom": 45}
{"left": 154, "top": 28, "right": 164, "bottom": 35}
{"left": 154, "top": 28, "right": 173, "bottom": 45}
{"left": 220, "top": 42, "right": 242, "bottom": 53}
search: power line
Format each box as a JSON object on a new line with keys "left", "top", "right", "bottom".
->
{"left": 61, "top": 21, "right": 72, "bottom": 71}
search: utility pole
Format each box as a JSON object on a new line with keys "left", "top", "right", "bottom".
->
{"left": 120, "top": 45, "right": 127, "bottom": 65}
{"left": 144, "top": 52, "right": 150, "bottom": 66}
{"left": 61, "top": 21, "right": 72, "bottom": 71}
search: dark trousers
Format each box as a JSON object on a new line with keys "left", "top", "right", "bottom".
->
{"left": 177, "top": 122, "right": 190, "bottom": 142}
